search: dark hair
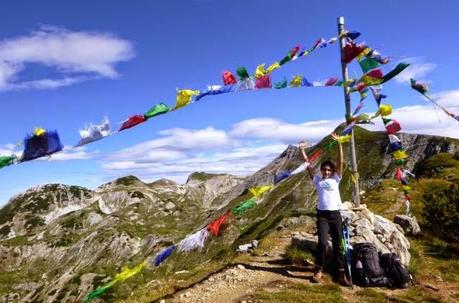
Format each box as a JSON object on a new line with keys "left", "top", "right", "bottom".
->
{"left": 320, "top": 160, "right": 336, "bottom": 172}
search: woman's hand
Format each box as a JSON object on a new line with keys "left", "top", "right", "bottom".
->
{"left": 299, "top": 141, "right": 307, "bottom": 149}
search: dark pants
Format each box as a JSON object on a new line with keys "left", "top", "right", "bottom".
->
{"left": 316, "top": 210, "right": 345, "bottom": 271}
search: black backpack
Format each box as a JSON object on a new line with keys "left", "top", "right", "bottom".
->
{"left": 352, "top": 243, "right": 391, "bottom": 287}
{"left": 379, "top": 253, "right": 412, "bottom": 288}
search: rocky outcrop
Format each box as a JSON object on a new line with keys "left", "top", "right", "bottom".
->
{"left": 292, "top": 202, "right": 411, "bottom": 265}
{"left": 394, "top": 215, "right": 421, "bottom": 236}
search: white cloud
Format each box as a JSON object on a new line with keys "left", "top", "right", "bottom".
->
{"left": 0, "top": 26, "right": 134, "bottom": 91}
{"left": 432, "top": 89, "right": 459, "bottom": 108}
{"left": 363, "top": 104, "right": 459, "bottom": 139}
{"left": 48, "top": 146, "right": 98, "bottom": 161}
{"left": 230, "top": 118, "right": 341, "bottom": 144}
{"left": 394, "top": 58, "right": 436, "bottom": 84}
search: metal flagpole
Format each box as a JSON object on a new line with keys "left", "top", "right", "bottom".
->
{"left": 337, "top": 16, "right": 361, "bottom": 206}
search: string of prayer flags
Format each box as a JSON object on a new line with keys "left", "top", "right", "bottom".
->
{"left": 207, "top": 211, "right": 232, "bottom": 236}
{"left": 175, "top": 89, "right": 200, "bottom": 109}
{"left": 153, "top": 245, "right": 176, "bottom": 266}
{"left": 279, "top": 45, "right": 301, "bottom": 65}
{"left": 236, "top": 67, "right": 250, "bottom": 80}
{"left": 222, "top": 71, "right": 237, "bottom": 85}
{"left": 274, "top": 78, "right": 288, "bottom": 89}
{"left": 249, "top": 185, "right": 273, "bottom": 198}
{"left": 232, "top": 198, "right": 256, "bottom": 216}
{"left": 76, "top": 117, "right": 111, "bottom": 147}
{"left": 21, "top": 129, "right": 63, "bottom": 162}
{"left": 178, "top": 228, "right": 209, "bottom": 252}
{"left": 0, "top": 155, "right": 16, "bottom": 169}
{"left": 118, "top": 115, "right": 146, "bottom": 132}
{"left": 410, "top": 78, "right": 459, "bottom": 122}
{"left": 290, "top": 162, "right": 309, "bottom": 176}
{"left": 255, "top": 75, "right": 272, "bottom": 89}
{"left": 144, "top": 103, "right": 170, "bottom": 119}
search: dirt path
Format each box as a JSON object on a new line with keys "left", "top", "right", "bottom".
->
{"left": 164, "top": 234, "right": 316, "bottom": 303}
{"left": 160, "top": 230, "right": 458, "bottom": 303}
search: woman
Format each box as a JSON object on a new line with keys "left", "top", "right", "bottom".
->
{"left": 299, "top": 133, "right": 350, "bottom": 286}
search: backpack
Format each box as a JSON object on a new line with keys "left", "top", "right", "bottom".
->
{"left": 352, "top": 243, "right": 391, "bottom": 287}
{"left": 379, "top": 253, "right": 412, "bottom": 288}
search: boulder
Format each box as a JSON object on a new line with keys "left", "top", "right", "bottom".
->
{"left": 292, "top": 203, "right": 411, "bottom": 265}
{"left": 394, "top": 215, "right": 421, "bottom": 236}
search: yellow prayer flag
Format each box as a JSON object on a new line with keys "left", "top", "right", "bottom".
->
{"left": 290, "top": 75, "right": 303, "bottom": 87}
{"left": 175, "top": 89, "right": 200, "bottom": 109}
{"left": 357, "top": 47, "right": 371, "bottom": 60}
{"left": 360, "top": 74, "right": 383, "bottom": 86}
{"left": 34, "top": 128, "right": 46, "bottom": 136}
{"left": 113, "top": 261, "right": 147, "bottom": 283}
{"left": 255, "top": 64, "right": 266, "bottom": 79}
{"left": 249, "top": 185, "right": 273, "bottom": 198}
{"left": 266, "top": 62, "right": 280, "bottom": 74}
{"left": 337, "top": 134, "right": 351, "bottom": 144}
{"left": 392, "top": 150, "right": 407, "bottom": 161}
{"left": 342, "top": 79, "right": 356, "bottom": 87}
{"left": 379, "top": 104, "right": 393, "bottom": 117}
{"left": 403, "top": 185, "right": 411, "bottom": 191}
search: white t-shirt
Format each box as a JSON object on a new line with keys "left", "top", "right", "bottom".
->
{"left": 313, "top": 173, "right": 343, "bottom": 211}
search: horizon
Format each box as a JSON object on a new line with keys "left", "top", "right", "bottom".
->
{"left": 1, "top": 0, "right": 459, "bottom": 206}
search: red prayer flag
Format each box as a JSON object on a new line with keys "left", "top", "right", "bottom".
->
{"left": 342, "top": 42, "right": 366, "bottom": 64}
{"left": 385, "top": 120, "right": 401, "bottom": 135}
{"left": 366, "top": 68, "right": 383, "bottom": 79}
{"left": 255, "top": 75, "right": 272, "bottom": 89}
{"left": 222, "top": 71, "right": 237, "bottom": 85}
{"left": 207, "top": 211, "right": 232, "bottom": 237}
{"left": 308, "top": 150, "right": 322, "bottom": 162}
{"left": 118, "top": 115, "right": 146, "bottom": 131}
{"left": 324, "top": 77, "right": 339, "bottom": 86}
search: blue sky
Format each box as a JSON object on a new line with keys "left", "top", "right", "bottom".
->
{"left": 1, "top": 0, "right": 459, "bottom": 206}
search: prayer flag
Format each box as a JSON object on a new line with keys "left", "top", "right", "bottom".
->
{"left": 144, "top": 103, "right": 169, "bottom": 119}
{"left": 237, "top": 67, "right": 250, "bottom": 80}
{"left": 118, "top": 115, "right": 146, "bottom": 131}
{"left": 255, "top": 75, "right": 272, "bottom": 89}
{"left": 175, "top": 89, "right": 200, "bottom": 109}
{"left": 222, "top": 71, "right": 237, "bottom": 85}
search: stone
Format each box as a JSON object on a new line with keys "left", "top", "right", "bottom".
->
{"left": 291, "top": 206, "right": 411, "bottom": 265}
{"left": 165, "top": 202, "right": 176, "bottom": 210}
{"left": 394, "top": 215, "right": 421, "bottom": 236}
{"left": 237, "top": 264, "right": 245, "bottom": 270}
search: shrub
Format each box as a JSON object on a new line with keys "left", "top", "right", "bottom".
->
{"left": 422, "top": 181, "right": 459, "bottom": 241}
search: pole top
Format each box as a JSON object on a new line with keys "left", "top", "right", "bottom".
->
{"left": 337, "top": 16, "right": 345, "bottom": 25}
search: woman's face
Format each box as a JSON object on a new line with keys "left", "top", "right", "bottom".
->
{"left": 321, "top": 165, "right": 334, "bottom": 178}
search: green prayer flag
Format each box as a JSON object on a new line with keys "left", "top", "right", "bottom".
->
{"left": 279, "top": 55, "right": 291, "bottom": 66}
{"left": 274, "top": 78, "right": 288, "bottom": 89}
{"left": 359, "top": 58, "right": 380, "bottom": 73}
{"left": 83, "top": 280, "right": 116, "bottom": 302}
{"left": 0, "top": 156, "right": 15, "bottom": 169}
{"left": 381, "top": 63, "right": 410, "bottom": 84}
{"left": 232, "top": 199, "right": 256, "bottom": 216}
{"left": 144, "top": 103, "right": 169, "bottom": 119}
{"left": 236, "top": 67, "right": 250, "bottom": 80}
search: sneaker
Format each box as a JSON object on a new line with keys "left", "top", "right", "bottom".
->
{"left": 311, "top": 268, "right": 322, "bottom": 283}
{"left": 338, "top": 271, "right": 351, "bottom": 287}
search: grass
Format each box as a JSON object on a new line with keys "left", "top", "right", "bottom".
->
{"left": 251, "top": 283, "right": 345, "bottom": 303}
